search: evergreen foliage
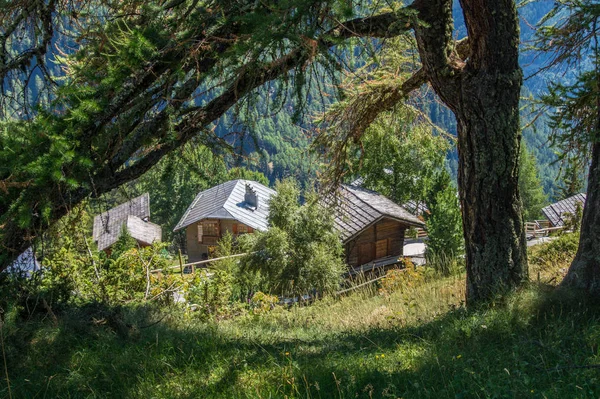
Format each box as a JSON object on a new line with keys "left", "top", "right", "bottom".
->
{"left": 424, "top": 169, "right": 464, "bottom": 274}
{"left": 536, "top": 0, "right": 600, "bottom": 293}
{"left": 240, "top": 179, "right": 345, "bottom": 297}
{"left": 537, "top": 0, "right": 600, "bottom": 167}
{"left": 519, "top": 142, "right": 548, "bottom": 220}
{"left": 556, "top": 156, "right": 585, "bottom": 200}
{"left": 109, "top": 228, "right": 138, "bottom": 260}
{"left": 2, "top": 0, "right": 394, "bottom": 267}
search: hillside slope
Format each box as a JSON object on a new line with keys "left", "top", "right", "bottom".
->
{"left": 3, "top": 235, "right": 600, "bottom": 398}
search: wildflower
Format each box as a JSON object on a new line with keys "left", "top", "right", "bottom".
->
{"left": 381, "top": 354, "right": 385, "bottom": 358}
{"left": 456, "top": 355, "right": 462, "bottom": 359}
{"left": 285, "top": 352, "right": 290, "bottom": 356}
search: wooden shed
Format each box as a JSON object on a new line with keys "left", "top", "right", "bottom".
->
{"left": 333, "top": 185, "right": 425, "bottom": 271}
{"left": 92, "top": 193, "right": 162, "bottom": 252}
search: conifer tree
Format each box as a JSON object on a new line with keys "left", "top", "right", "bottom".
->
{"left": 424, "top": 169, "right": 464, "bottom": 275}
{"left": 519, "top": 142, "right": 547, "bottom": 221}
{"left": 536, "top": 0, "right": 600, "bottom": 293}
{"left": 1, "top": 0, "right": 528, "bottom": 305}
{"left": 557, "top": 157, "right": 585, "bottom": 200}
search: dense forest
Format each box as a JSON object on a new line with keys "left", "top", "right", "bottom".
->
{"left": 211, "top": 1, "right": 562, "bottom": 198}
{"left": 2, "top": 2, "right": 562, "bottom": 195}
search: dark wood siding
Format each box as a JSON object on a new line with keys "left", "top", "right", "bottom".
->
{"left": 186, "top": 219, "right": 254, "bottom": 262}
{"left": 345, "top": 217, "right": 408, "bottom": 267}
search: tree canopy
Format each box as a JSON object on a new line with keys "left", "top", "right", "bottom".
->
{"left": 1, "top": 0, "right": 534, "bottom": 305}
{"left": 0, "top": 0, "right": 413, "bottom": 268}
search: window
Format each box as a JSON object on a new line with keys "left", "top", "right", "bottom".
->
{"left": 233, "top": 223, "right": 253, "bottom": 235}
{"left": 198, "top": 220, "right": 219, "bottom": 243}
{"left": 202, "top": 221, "right": 218, "bottom": 236}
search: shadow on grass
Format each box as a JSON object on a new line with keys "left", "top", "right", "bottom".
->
{"left": 2, "top": 284, "right": 600, "bottom": 398}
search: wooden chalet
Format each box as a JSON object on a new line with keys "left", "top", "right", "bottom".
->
{"left": 92, "top": 193, "right": 162, "bottom": 253}
{"left": 542, "top": 193, "right": 586, "bottom": 227}
{"left": 174, "top": 180, "right": 276, "bottom": 262}
{"left": 333, "top": 185, "right": 425, "bottom": 273}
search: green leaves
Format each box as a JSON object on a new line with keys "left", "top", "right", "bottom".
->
{"left": 241, "top": 178, "right": 345, "bottom": 296}
{"left": 519, "top": 142, "right": 548, "bottom": 219}
{"left": 424, "top": 169, "right": 463, "bottom": 273}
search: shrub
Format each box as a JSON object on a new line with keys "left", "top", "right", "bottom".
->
{"left": 42, "top": 237, "right": 180, "bottom": 306}
{"left": 186, "top": 269, "right": 234, "bottom": 319}
{"left": 529, "top": 232, "right": 579, "bottom": 271}
{"left": 562, "top": 201, "right": 584, "bottom": 232}
{"left": 249, "top": 291, "right": 279, "bottom": 314}
{"left": 240, "top": 179, "right": 345, "bottom": 297}
{"left": 379, "top": 260, "right": 426, "bottom": 295}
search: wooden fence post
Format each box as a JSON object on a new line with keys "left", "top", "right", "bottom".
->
{"left": 178, "top": 249, "right": 184, "bottom": 277}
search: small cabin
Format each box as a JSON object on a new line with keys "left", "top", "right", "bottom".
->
{"left": 541, "top": 193, "right": 586, "bottom": 227}
{"left": 92, "top": 193, "right": 162, "bottom": 253}
{"left": 333, "top": 185, "right": 425, "bottom": 272}
{"left": 173, "top": 180, "right": 276, "bottom": 262}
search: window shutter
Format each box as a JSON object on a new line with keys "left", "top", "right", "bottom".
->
{"left": 197, "top": 223, "right": 203, "bottom": 243}
{"left": 233, "top": 223, "right": 238, "bottom": 234}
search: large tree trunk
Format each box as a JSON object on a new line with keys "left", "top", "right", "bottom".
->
{"left": 455, "top": 75, "right": 528, "bottom": 303}
{"left": 413, "top": 0, "right": 528, "bottom": 305}
{"left": 562, "top": 139, "right": 600, "bottom": 292}
{"left": 561, "top": 39, "right": 600, "bottom": 293}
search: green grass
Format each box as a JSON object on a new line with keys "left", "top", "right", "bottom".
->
{"left": 2, "top": 240, "right": 600, "bottom": 398}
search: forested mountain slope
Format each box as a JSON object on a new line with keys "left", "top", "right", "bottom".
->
{"left": 217, "top": 1, "right": 561, "bottom": 198}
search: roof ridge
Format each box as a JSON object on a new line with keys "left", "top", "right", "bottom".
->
{"left": 173, "top": 179, "right": 241, "bottom": 231}
{"left": 175, "top": 191, "right": 203, "bottom": 230}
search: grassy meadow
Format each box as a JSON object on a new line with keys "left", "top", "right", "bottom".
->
{"left": 1, "top": 234, "right": 600, "bottom": 398}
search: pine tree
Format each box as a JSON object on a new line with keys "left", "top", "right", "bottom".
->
{"left": 519, "top": 142, "right": 547, "bottom": 220}
{"left": 557, "top": 157, "right": 585, "bottom": 200}
{"left": 536, "top": 0, "right": 600, "bottom": 293}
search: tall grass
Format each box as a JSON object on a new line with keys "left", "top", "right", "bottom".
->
{"left": 1, "top": 234, "right": 598, "bottom": 398}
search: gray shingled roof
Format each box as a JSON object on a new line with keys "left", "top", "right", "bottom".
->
{"left": 93, "top": 193, "right": 162, "bottom": 251}
{"left": 332, "top": 185, "right": 425, "bottom": 243}
{"left": 402, "top": 200, "right": 429, "bottom": 217}
{"left": 542, "top": 193, "right": 586, "bottom": 227}
{"left": 173, "top": 180, "right": 276, "bottom": 232}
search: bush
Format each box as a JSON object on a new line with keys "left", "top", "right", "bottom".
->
{"left": 240, "top": 179, "right": 345, "bottom": 297}
{"left": 529, "top": 232, "right": 579, "bottom": 271}
{"left": 379, "top": 260, "right": 426, "bottom": 295}
{"left": 186, "top": 269, "right": 235, "bottom": 319}
{"left": 249, "top": 291, "right": 279, "bottom": 314}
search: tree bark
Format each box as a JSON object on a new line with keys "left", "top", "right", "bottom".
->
{"left": 413, "top": 0, "right": 528, "bottom": 304}
{"left": 455, "top": 73, "right": 528, "bottom": 303}
{"left": 561, "top": 134, "right": 600, "bottom": 292}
